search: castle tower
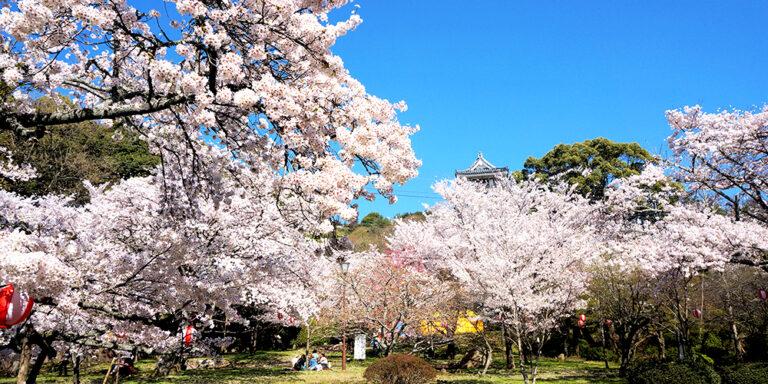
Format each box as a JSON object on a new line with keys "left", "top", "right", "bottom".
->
{"left": 455, "top": 152, "right": 509, "bottom": 186}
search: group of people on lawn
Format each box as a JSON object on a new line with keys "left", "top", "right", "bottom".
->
{"left": 291, "top": 349, "right": 331, "bottom": 371}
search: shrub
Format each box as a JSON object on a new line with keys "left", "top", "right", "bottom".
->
{"left": 699, "top": 332, "right": 730, "bottom": 364}
{"left": 577, "top": 339, "right": 616, "bottom": 362}
{"left": 721, "top": 363, "right": 768, "bottom": 384}
{"left": 364, "top": 354, "right": 438, "bottom": 384}
{"left": 628, "top": 360, "right": 720, "bottom": 384}
{"left": 695, "top": 352, "right": 716, "bottom": 366}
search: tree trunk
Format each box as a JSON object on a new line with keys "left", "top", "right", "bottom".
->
{"left": 502, "top": 323, "right": 515, "bottom": 369}
{"left": 154, "top": 352, "right": 186, "bottom": 377}
{"left": 426, "top": 338, "right": 435, "bottom": 359}
{"left": 383, "top": 337, "right": 395, "bottom": 357}
{"left": 725, "top": 297, "right": 745, "bottom": 361}
{"left": 575, "top": 334, "right": 581, "bottom": 358}
{"left": 250, "top": 327, "right": 258, "bottom": 353}
{"left": 601, "top": 325, "right": 609, "bottom": 370}
{"left": 619, "top": 341, "right": 632, "bottom": 376}
{"left": 72, "top": 353, "right": 81, "bottom": 384}
{"left": 381, "top": 325, "right": 402, "bottom": 357}
{"left": 305, "top": 322, "right": 311, "bottom": 369}
{"left": 57, "top": 353, "right": 68, "bottom": 377}
{"left": 657, "top": 330, "right": 666, "bottom": 360}
{"left": 446, "top": 340, "right": 457, "bottom": 360}
{"left": 675, "top": 275, "right": 692, "bottom": 361}
{"left": 676, "top": 329, "right": 686, "bottom": 361}
{"left": 617, "top": 326, "right": 638, "bottom": 376}
{"left": 26, "top": 344, "right": 47, "bottom": 384}
{"left": 516, "top": 332, "right": 529, "bottom": 384}
{"left": 16, "top": 330, "right": 48, "bottom": 384}
{"left": 481, "top": 334, "right": 493, "bottom": 376}
{"left": 16, "top": 336, "right": 33, "bottom": 384}
{"left": 729, "top": 316, "right": 745, "bottom": 361}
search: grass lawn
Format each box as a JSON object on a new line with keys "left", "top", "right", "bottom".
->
{"left": 0, "top": 350, "right": 625, "bottom": 384}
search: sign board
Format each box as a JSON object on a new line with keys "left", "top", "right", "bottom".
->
{"left": 353, "top": 334, "right": 366, "bottom": 360}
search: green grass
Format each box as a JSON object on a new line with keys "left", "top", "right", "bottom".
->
{"left": 0, "top": 350, "right": 624, "bottom": 384}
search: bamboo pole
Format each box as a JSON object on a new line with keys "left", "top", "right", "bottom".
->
{"left": 101, "top": 358, "right": 116, "bottom": 384}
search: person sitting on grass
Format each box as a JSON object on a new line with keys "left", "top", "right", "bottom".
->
{"left": 319, "top": 353, "right": 330, "bottom": 370}
{"left": 308, "top": 354, "right": 321, "bottom": 371}
{"left": 292, "top": 354, "right": 306, "bottom": 371}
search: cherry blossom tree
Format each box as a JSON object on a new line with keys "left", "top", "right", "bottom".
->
{"left": 1, "top": 1, "right": 420, "bottom": 381}
{"left": 335, "top": 250, "right": 452, "bottom": 357}
{"left": 602, "top": 164, "right": 768, "bottom": 278}
{"left": 0, "top": 0, "right": 420, "bottom": 221}
{"left": 390, "top": 178, "right": 598, "bottom": 383}
{"left": 586, "top": 263, "right": 662, "bottom": 375}
{"left": 666, "top": 105, "right": 768, "bottom": 273}
{"left": 0, "top": 165, "right": 340, "bottom": 382}
{"left": 599, "top": 164, "right": 768, "bottom": 362}
{"left": 667, "top": 105, "right": 768, "bottom": 226}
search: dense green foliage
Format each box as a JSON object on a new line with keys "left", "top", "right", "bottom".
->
{"left": 363, "top": 354, "right": 437, "bottom": 384}
{"left": 343, "top": 212, "right": 424, "bottom": 251}
{"left": 577, "top": 339, "right": 617, "bottom": 363}
{"left": 395, "top": 211, "right": 426, "bottom": 221}
{"left": 0, "top": 122, "right": 158, "bottom": 205}
{"left": 360, "top": 212, "right": 392, "bottom": 228}
{"left": 721, "top": 363, "right": 768, "bottom": 384}
{"left": 291, "top": 319, "right": 337, "bottom": 350}
{"left": 628, "top": 360, "right": 720, "bottom": 384}
{"left": 523, "top": 137, "right": 654, "bottom": 200}
{"left": 699, "top": 333, "right": 731, "bottom": 365}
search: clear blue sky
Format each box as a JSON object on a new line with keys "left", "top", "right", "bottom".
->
{"left": 329, "top": 0, "right": 768, "bottom": 219}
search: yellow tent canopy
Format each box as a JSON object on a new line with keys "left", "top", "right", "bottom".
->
{"left": 420, "top": 310, "right": 484, "bottom": 335}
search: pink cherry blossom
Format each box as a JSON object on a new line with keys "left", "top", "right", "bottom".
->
{"left": 390, "top": 178, "right": 598, "bottom": 382}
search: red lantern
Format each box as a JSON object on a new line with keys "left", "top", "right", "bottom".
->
{"left": 0, "top": 284, "right": 34, "bottom": 329}
{"left": 183, "top": 325, "right": 195, "bottom": 346}
{"left": 577, "top": 319, "right": 586, "bottom": 329}
{"left": 759, "top": 289, "right": 767, "bottom": 302}
{"left": 604, "top": 319, "right": 613, "bottom": 327}
{"left": 692, "top": 309, "right": 702, "bottom": 319}
{"left": 579, "top": 314, "right": 586, "bottom": 322}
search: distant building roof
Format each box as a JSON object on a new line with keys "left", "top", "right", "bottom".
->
{"left": 455, "top": 152, "right": 509, "bottom": 180}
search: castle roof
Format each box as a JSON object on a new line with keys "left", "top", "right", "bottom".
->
{"left": 455, "top": 152, "right": 509, "bottom": 177}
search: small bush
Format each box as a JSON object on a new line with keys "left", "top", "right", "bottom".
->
{"left": 721, "top": 363, "right": 768, "bottom": 384}
{"left": 699, "top": 333, "right": 730, "bottom": 364}
{"left": 628, "top": 360, "right": 720, "bottom": 384}
{"left": 577, "top": 339, "right": 616, "bottom": 362}
{"left": 695, "top": 352, "right": 716, "bottom": 366}
{"left": 364, "top": 354, "right": 438, "bottom": 384}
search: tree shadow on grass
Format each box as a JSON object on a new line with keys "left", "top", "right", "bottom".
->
{"left": 123, "top": 354, "right": 301, "bottom": 384}
{"left": 437, "top": 381, "right": 496, "bottom": 384}
{"left": 130, "top": 366, "right": 300, "bottom": 384}
{"left": 221, "top": 352, "right": 289, "bottom": 366}
{"left": 436, "top": 366, "right": 624, "bottom": 384}
{"left": 536, "top": 372, "right": 625, "bottom": 383}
